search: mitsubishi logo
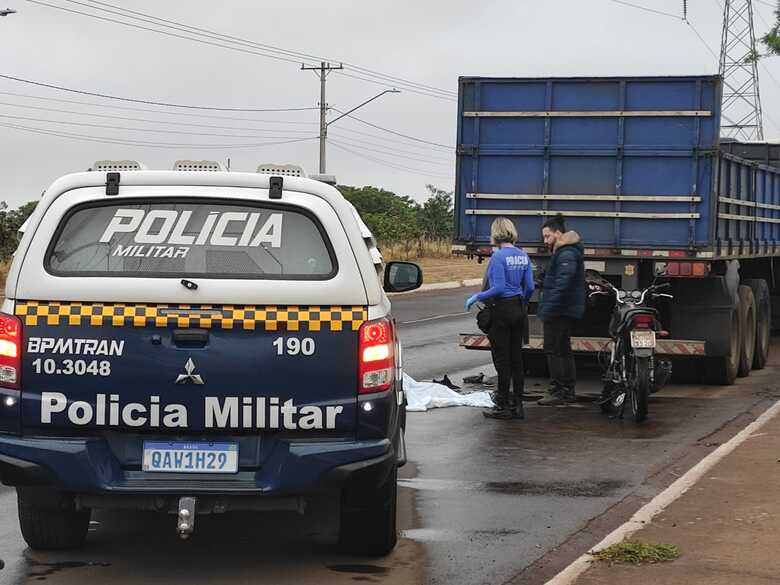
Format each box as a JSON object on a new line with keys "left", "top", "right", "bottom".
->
{"left": 175, "top": 358, "right": 204, "bottom": 385}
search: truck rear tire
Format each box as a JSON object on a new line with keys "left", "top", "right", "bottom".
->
{"left": 744, "top": 279, "right": 771, "bottom": 370}
{"left": 704, "top": 306, "right": 742, "bottom": 385}
{"left": 17, "top": 491, "right": 90, "bottom": 550}
{"left": 339, "top": 466, "right": 398, "bottom": 556}
{"left": 737, "top": 285, "right": 756, "bottom": 377}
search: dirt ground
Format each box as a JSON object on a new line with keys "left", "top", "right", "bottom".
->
{"left": 396, "top": 256, "right": 486, "bottom": 284}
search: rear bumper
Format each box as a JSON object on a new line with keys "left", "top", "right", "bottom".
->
{"left": 0, "top": 434, "right": 394, "bottom": 495}
{"left": 460, "top": 333, "right": 707, "bottom": 356}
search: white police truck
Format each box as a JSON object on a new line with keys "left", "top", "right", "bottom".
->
{"left": 0, "top": 161, "right": 421, "bottom": 555}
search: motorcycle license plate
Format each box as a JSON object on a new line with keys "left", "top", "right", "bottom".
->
{"left": 630, "top": 330, "right": 656, "bottom": 349}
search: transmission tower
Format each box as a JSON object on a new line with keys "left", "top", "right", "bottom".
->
{"left": 719, "top": 0, "right": 764, "bottom": 141}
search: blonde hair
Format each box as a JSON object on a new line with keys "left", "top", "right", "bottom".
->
{"left": 490, "top": 217, "right": 518, "bottom": 245}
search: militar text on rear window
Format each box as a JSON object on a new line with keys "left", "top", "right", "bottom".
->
{"left": 46, "top": 200, "right": 336, "bottom": 279}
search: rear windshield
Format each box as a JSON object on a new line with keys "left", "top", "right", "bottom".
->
{"left": 46, "top": 200, "right": 336, "bottom": 279}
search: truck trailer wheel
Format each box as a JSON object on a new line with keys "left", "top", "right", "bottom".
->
{"left": 744, "top": 279, "right": 771, "bottom": 370}
{"left": 737, "top": 285, "right": 756, "bottom": 377}
{"left": 17, "top": 490, "right": 90, "bottom": 550}
{"left": 339, "top": 466, "right": 398, "bottom": 556}
{"left": 704, "top": 305, "right": 742, "bottom": 385}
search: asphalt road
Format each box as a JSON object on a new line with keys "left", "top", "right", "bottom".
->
{"left": 1, "top": 286, "right": 779, "bottom": 585}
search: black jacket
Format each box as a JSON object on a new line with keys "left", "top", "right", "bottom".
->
{"left": 538, "top": 231, "right": 585, "bottom": 322}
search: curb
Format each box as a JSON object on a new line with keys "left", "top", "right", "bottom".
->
{"left": 389, "top": 278, "right": 482, "bottom": 296}
{"left": 544, "top": 397, "right": 780, "bottom": 585}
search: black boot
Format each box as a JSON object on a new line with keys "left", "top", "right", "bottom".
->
{"left": 482, "top": 405, "right": 513, "bottom": 419}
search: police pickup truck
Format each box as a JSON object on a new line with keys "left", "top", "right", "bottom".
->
{"left": 0, "top": 161, "right": 421, "bottom": 556}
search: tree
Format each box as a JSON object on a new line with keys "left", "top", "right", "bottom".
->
{"left": 761, "top": 2, "right": 780, "bottom": 56}
{"left": 419, "top": 184, "right": 454, "bottom": 241}
{"left": 0, "top": 201, "right": 38, "bottom": 261}
{"left": 337, "top": 185, "right": 421, "bottom": 246}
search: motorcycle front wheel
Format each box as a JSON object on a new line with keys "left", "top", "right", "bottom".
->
{"left": 629, "top": 356, "right": 651, "bottom": 423}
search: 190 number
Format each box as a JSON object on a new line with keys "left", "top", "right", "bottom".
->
{"left": 32, "top": 358, "right": 112, "bottom": 377}
{"left": 273, "top": 337, "right": 316, "bottom": 356}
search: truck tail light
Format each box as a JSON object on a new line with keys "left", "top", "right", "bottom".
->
{"left": 665, "top": 262, "right": 709, "bottom": 277}
{"left": 0, "top": 313, "right": 22, "bottom": 389}
{"left": 632, "top": 314, "right": 655, "bottom": 329}
{"left": 358, "top": 318, "right": 394, "bottom": 394}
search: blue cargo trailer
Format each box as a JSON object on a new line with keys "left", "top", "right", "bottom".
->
{"left": 455, "top": 75, "right": 780, "bottom": 385}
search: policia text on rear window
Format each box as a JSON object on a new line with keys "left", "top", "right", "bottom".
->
{"left": 46, "top": 200, "right": 336, "bottom": 279}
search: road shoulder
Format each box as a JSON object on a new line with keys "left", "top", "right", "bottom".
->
{"left": 567, "top": 401, "right": 780, "bottom": 585}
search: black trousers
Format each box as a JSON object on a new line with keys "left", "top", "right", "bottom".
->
{"left": 543, "top": 316, "right": 576, "bottom": 391}
{"left": 487, "top": 298, "right": 526, "bottom": 407}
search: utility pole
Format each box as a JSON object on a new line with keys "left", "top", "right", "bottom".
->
{"left": 719, "top": 0, "right": 764, "bottom": 140}
{"left": 301, "top": 61, "right": 343, "bottom": 173}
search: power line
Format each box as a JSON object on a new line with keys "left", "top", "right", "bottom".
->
{"left": 334, "top": 70, "right": 456, "bottom": 102}
{"left": 0, "top": 111, "right": 315, "bottom": 140}
{"left": 0, "top": 120, "right": 318, "bottom": 149}
{"left": 0, "top": 100, "right": 316, "bottom": 135}
{"left": 329, "top": 140, "right": 454, "bottom": 180}
{"left": 25, "top": 0, "right": 311, "bottom": 67}
{"left": 329, "top": 136, "right": 452, "bottom": 166}
{"left": 0, "top": 73, "right": 316, "bottom": 112}
{"left": 330, "top": 108, "right": 454, "bottom": 149}
{"left": 610, "top": 0, "right": 683, "bottom": 20}
{"left": 77, "top": 0, "right": 456, "bottom": 99}
{"left": 0, "top": 88, "right": 453, "bottom": 152}
{"left": 686, "top": 19, "right": 720, "bottom": 60}
{"left": 26, "top": 0, "right": 456, "bottom": 101}
{"left": 328, "top": 131, "right": 453, "bottom": 161}
{"left": 0, "top": 90, "right": 317, "bottom": 126}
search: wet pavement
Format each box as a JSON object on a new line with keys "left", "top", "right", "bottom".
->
{"left": 1, "top": 286, "right": 779, "bottom": 584}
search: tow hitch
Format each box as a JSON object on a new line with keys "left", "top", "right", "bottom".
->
{"left": 177, "top": 497, "right": 196, "bottom": 539}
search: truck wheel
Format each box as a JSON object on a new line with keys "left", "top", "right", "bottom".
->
{"left": 339, "top": 466, "right": 398, "bottom": 556}
{"left": 704, "top": 306, "right": 742, "bottom": 385}
{"left": 737, "top": 285, "right": 756, "bottom": 377}
{"left": 744, "top": 279, "right": 771, "bottom": 370}
{"left": 17, "top": 491, "right": 90, "bottom": 550}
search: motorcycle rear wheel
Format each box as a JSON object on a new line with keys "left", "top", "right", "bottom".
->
{"left": 629, "top": 356, "right": 651, "bottom": 423}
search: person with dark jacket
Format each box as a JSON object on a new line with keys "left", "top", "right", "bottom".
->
{"left": 465, "top": 218, "right": 535, "bottom": 420}
{"left": 536, "top": 214, "right": 585, "bottom": 406}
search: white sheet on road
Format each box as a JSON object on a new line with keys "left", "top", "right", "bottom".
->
{"left": 403, "top": 373, "right": 494, "bottom": 412}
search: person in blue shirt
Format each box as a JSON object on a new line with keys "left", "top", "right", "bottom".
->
{"left": 465, "top": 218, "right": 535, "bottom": 420}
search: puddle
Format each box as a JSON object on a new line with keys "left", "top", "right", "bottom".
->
{"left": 328, "top": 564, "right": 389, "bottom": 575}
{"left": 399, "top": 477, "right": 625, "bottom": 497}
{"left": 483, "top": 479, "right": 625, "bottom": 497}
{"left": 27, "top": 560, "right": 111, "bottom": 581}
{"left": 401, "top": 528, "right": 461, "bottom": 543}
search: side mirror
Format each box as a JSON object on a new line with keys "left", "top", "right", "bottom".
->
{"left": 384, "top": 261, "right": 423, "bottom": 293}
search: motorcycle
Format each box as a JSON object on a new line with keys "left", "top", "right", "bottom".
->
{"left": 588, "top": 281, "right": 674, "bottom": 423}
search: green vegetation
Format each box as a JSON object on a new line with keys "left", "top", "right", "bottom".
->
{"left": 0, "top": 201, "right": 37, "bottom": 261}
{"left": 591, "top": 541, "right": 681, "bottom": 566}
{"left": 761, "top": 2, "right": 780, "bottom": 56}
{"left": 337, "top": 184, "right": 454, "bottom": 259}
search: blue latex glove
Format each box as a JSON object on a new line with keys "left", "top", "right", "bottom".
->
{"left": 465, "top": 294, "right": 479, "bottom": 311}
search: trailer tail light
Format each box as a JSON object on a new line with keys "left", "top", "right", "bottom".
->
{"left": 0, "top": 313, "right": 22, "bottom": 389}
{"left": 665, "top": 261, "right": 709, "bottom": 277}
{"left": 632, "top": 314, "right": 655, "bottom": 329}
{"left": 359, "top": 318, "right": 394, "bottom": 394}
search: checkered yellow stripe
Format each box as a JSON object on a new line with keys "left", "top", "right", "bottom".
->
{"left": 15, "top": 301, "right": 368, "bottom": 332}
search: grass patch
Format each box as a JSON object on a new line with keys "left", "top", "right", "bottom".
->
{"left": 397, "top": 256, "right": 486, "bottom": 285}
{"left": 591, "top": 541, "right": 681, "bottom": 566}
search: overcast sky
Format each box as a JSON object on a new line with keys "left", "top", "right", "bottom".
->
{"left": 0, "top": 0, "right": 778, "bottom": 208}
